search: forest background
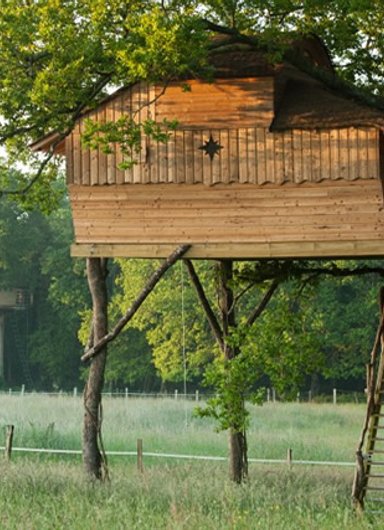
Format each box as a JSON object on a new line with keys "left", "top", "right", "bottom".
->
{"left": 0, "top": 181, "right": 381, "bottom": 396}
{"left": 2, "top": 0, "right": 384, "bottom": 398}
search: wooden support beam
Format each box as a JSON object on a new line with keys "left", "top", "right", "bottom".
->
{"left": 246, "top": 279, "right": 280, "bottom": 326}
{"left": 71, "top": 241, "right": 384, "bottom": 260}
{"left": 81, "top": 244, "right": 191, "bottom": 363}
{"left": 184, "top": 260, "right": 224, "bottom": 352}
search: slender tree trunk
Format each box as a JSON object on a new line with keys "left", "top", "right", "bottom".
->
{"left": 217, "top": 259, "right": 248, "bottom": 483}
{"left": 83, "top": 257, "right": 108, "bottom": 479}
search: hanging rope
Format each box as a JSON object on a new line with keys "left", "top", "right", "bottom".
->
{"left": 180, "top": 261, "right": 189, "bottom": 428}
{"left": 180, "top": 260, "right": 187, "bottom": 397}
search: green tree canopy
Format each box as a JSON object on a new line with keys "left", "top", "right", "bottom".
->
{"left": 1, "top": 1, "right": 384, "bottom": 204}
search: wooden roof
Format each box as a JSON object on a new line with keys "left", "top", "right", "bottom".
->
{"left": 31, "top": 35, "right": 384, "bottom": 156}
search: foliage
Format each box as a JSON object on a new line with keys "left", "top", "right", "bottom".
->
{"left": 82, "top": 116, "right": 178, "bottom": 170}
{"left": 0, "top": 192, "right": 88, "bottom": 388}
{"left": 111, "top": 259, "right": 216, "bottom": 384}
{"left": 2, "top": 1, "right": 384, "bottom": 206}
{"left": 196, "top": 350, "right": 265, "bottom": 432}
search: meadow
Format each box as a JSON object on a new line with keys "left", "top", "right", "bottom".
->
{"left": 0, "top": 394, "right": 380, "bottom": 529}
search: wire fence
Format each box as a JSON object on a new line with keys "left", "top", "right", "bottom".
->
{"left": 0, "top": 444, "right": 356, "bottom": 468}
{"left": 0, "top": 386, "right": 367, "bottom": 404}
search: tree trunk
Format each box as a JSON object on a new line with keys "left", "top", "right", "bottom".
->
{"left": 83, "top": 257, "right": 108, "bottom": 479}
{"left": 217, "top": 259, "right": 248, "bottom": 483}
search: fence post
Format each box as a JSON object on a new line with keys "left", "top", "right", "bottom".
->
{"left": 308, "top": 390, "right": 312, "bottom": 403}
{"left": 287, "top": 448, "right": 293, "bottom": 468}
{"left": 296, "top": 392, "right": 300, "bottom": 403}
{"left": 137, "top": 438, "right": 143, "bottom": 473}
{"left": 333, "top": 388, "right": 337, "bottom": 405}
{"left": 174, "top": 389, "right": 178, "bottom": 400}
{"left": 8, "top": 388, "right": 11, "bottom": 395}
{"left": 20, "top": 384, "right": 25, "bottom": 397}
{"left": 195, "top": 390, "right": 199, "bottom": 402}
{"left": 272, "top": 388, "right": 276, "bottom": 403}
{"left": 125, "top": 387, "right": 129, "bottom": 399}
{"left": 73, "top": 387, "right": 77, "bottom": 398}
{"left": 267, "top": 388, "right": 270, "bottom": 402}
{"left": 5, "top": 425, "right": 14, "bottom": 461}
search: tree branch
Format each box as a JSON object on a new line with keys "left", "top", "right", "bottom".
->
{"left": 246, "top": 279, "right": 279, "bottom": 327}
{"left": 81, "top": 244, "right": 191, "bottom": 363}
{"left": 184, "top": 259, "right": 224, "bottom": 352}
{"left": 0, "top": 71, "right": 113, "bottom": 197}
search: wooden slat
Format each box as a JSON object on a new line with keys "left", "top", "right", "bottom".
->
{"left": 357, "top": 128, "right": 368, "bottom": 179}
{"left": 164, "top": 130, "right": 175, "bottom": 183}
{"left": 72, "top": 123, "right": 81, "bottom": 185}
{"left": 219, "top": 130, "right": 229, "bottom": 185}
{"left": 80, "top": 119, "right": 90, "bottom": 186}
{"left": 228, "top": 129, "right": 239, "bottom": 183}
{"left": 238, "top": 128, "right": 248, "bottom": 183}
{"left": 282, "top": 130, "right": 293, "bottom": 183}
{"left": 202, "top": 130, "right": 212, "bottom": 185}
{"left": 256, "top": 128, "right": 267, "bottom": 184}
{"left": 71, "top": 240, "right": 384, "bottom": 259}
{"left": 368, "top": 128, "right": 380, "bottom": 179}
{"left": 246, "top": 128, "right": 257, "bottom": 183}
{"left": 274, "top": 133, "right": 284, "bottom": 184}
{"left": 72, "top": 202, "right": 382, "bottom": 218}
{"left": 292, "top": 130, "right": 303, "bottom": 184}
{"left": 192, "top": 130, "right": 203, "bottom": 184}
{"left": 155, "top": 77, "right": 274, "bottom": 129}
{"left": 175, "top": 130, "right": 185, "bottom": 183}
{"left": 65, "top": 135, "right": 74, "bottom": 184}
{"left": 185, "top": 130, "right": 195, "bottom": 184}
{"left": 106, "top": 104, "right": 116, "bottom": 184}
{"left": 310, "top": 130, "right": 321, "bottom": 182}
{"left": 265, "top": 130, "right": 275, "bottom": 184}
{"left": 89, "top": 110, "right": 99, "bottom": 186}
{"left": 97, "top": 107, "right": 107, "bottom": 185}
{"left": 74, "top": 226, "right": 384, "bottom": 243}
{"left": 114, "top": 94, "right": 125, "bottom": 185}
{"left": 339, "top": 128, "right": 349, "bottom": 180}
{"left": 349, "top": 128, "right": 359, "bottom": 180}
{"left": 69, "top": 180, "right": 382, "bottom": 201}
{"left": 301, "top": 130, "right": 312, "bottom": 183}
{"left": 320, "top": 130, "right": 331, "bottom": 181}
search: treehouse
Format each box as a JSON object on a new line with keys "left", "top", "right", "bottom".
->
{"left": 33, "top": 37, "right": 384, "bottom": 260}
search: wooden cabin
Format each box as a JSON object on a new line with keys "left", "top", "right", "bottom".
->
{"left": 33, "top": 37, "right": 384, "bottom": 259}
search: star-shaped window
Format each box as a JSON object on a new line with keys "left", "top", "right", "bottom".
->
{"left": 199, "top": 134, "right": 223, "bottom": 161}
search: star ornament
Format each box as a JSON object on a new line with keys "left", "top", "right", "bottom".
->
{"left": 199, "top": 134, "right": 223, "bottom": 161}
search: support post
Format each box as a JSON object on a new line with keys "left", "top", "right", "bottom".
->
{"left": 218, "top": 260, "right": 248, "bottom": 484}
{"left": 287, "top": 447, "right": 293, "bottom": 467}
{"left": 83, "top": 257, "right": 108, "bottom": 480}
{"left": 137, "top": 438, "right": 143, "bottom": 473}
{"left": 0, "top": 313, "right": 4, "bottom": 382}
{"left": 5, "top": 425, "right": 14, "bottom": 461}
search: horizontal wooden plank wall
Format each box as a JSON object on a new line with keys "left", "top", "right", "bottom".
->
{"left": 154, "top": 78, "right": 274, "bottom": 128}
{"left": 69, "top": 180, "right": 384, "bottom": 258}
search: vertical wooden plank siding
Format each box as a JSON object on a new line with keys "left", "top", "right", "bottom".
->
{"left": 72, "top": 122, "right": 81, "bottom": 185}
{"left": 67, "top": 87, "right": 380, "bottom": 189}
{"left": 97, "top": 107, "right": 107, "bottom": 186}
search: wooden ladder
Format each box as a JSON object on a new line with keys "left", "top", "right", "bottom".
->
{"left": 352, "top": 288, "right": 384, "bottom": 513}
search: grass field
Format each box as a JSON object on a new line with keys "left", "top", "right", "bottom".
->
{"left": 0, "top": 395, "right": 380, "bottom": 529}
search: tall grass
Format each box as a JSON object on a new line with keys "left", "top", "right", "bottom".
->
{"left": 0, "top": 461, "right": 377, "bottom": 529}
{"left": 0, "top": 394, "right": 366, "bottom": 462}
{"left": 0, "top": 395, "right": 378, "bottom": 529}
